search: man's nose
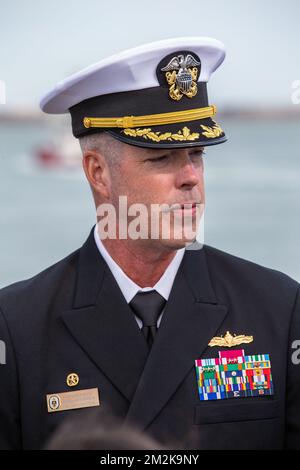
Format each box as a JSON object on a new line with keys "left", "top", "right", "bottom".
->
{"left": 175, "top": 156, "right": 202, "bottom": 189}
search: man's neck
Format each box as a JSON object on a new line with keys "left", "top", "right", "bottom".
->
{"left": 101, "top": 238, "right": 177, "bottom": 287}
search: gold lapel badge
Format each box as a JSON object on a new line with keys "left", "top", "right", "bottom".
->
{"left": 67, "top": 372, "right": 79, "bottom": 387}
{"left": 208, "top": 330, "right": 253, "bottom": 348}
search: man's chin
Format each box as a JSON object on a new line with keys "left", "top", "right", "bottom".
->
{"left": 158, "top": 236, "right": 198, "bottom": 251}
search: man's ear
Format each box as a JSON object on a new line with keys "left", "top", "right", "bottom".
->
{"left": 82, "top": 150, "right": 111, "bottom": 200}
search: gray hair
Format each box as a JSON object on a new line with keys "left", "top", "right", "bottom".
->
{"left": 79, "top": 131, "right": 124, "bottom": 169}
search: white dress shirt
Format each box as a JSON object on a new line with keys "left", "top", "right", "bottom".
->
{"left": 93, "top": 225, "right": 185, "bottom": 329}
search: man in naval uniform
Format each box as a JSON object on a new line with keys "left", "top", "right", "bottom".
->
{"left": 0, "top": 37, "right": 299, "bottom": 450}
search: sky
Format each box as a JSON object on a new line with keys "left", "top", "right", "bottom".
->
{"left": 1, "top": 0, "right": 300, "bottom": 110}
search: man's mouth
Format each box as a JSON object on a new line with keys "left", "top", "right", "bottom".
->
{"left": 160, "top": 202, "right": 202, "bottom": 213}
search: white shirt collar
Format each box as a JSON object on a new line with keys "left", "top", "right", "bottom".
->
{"left": 93, "top": 224, "right": 185, "bottom": 303}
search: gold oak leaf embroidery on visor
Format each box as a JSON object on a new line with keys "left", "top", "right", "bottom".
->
{"left": 122, "top": 124, "right": 224, "bottom": 142}
{"left": 200, "top": 124, "right": 224, "bottom": 138}
{"left": 122, "top": 126, "right": 200, "bottom": 142}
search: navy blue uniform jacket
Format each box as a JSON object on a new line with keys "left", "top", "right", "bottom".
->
{"left": 0, "top": 227, "right": 300, "bottom": 449}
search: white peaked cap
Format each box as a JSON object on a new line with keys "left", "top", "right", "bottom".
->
{"left": 40, "top": 37, "right": 225, "bottom": 115}
{"left": 39, "top": 37, "right": 227, "bottom": 149}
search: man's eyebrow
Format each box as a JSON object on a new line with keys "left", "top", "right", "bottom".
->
{"left": 142, "top": 146, "right": 205, "bottom": 155}
{"left": 136, "top": 146, "right": 205, "bottom": 160}
{"left": 139, "top": 149, "right": 168, "bottom": 157}
{"left": 143, "top": 148, "right": 166, "bottom": 154}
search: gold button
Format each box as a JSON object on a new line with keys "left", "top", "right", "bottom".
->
{"left": 83, "top": 117, "right": 91, "bottom": 128}
{"left": 66, "top": 373, "right": 79, "bottom": 387}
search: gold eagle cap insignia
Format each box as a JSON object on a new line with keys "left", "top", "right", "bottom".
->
{"left": 208, "top": 331, "right": 253, "bottom": 348}
{"left": 160, "top": 53, "right": 200, "bottom": 101}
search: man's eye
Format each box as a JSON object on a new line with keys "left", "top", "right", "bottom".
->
{"left": 190, "top": 150, "right": 205, "bottom": 157}
{"left": 148, "top": 155, "right": 168, "bottom": 162}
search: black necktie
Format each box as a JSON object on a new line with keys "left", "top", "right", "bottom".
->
{"left": 129, "top": 291, "right": 166, "bottom": 349}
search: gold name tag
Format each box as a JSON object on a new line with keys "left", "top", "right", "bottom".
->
{"left": 46, "top": 388, "right": 100, "bottom": 413}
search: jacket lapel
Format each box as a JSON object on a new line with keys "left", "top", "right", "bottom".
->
{"left": 124, "top": 247, "right": 228, "bottom": 430}
{"left": 60, "top": 228, "right": 149, "bottom": 402}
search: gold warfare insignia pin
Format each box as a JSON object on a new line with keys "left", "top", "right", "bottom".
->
{"left": 66, "top": 372, "right": 79, "bottom": 387}
{"left": 208, "top": 330, "right": 254, "bottom": 348}
{"left": 160, "top": 53, "right": 201, "bottom": 101}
